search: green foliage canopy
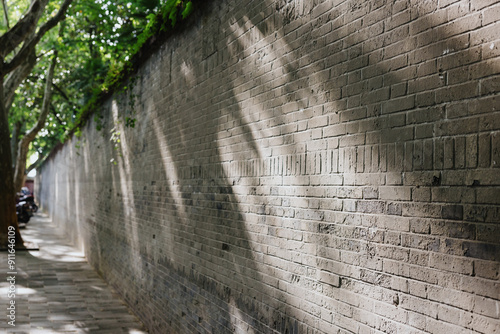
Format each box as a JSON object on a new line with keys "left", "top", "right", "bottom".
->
{"left": 4, "top": 0, "right": 194, "bottom": 166}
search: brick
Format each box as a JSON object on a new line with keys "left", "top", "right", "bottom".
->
{"left": 339, "top": 133, "right": 366, "bottom": 147}
{"left": 469, "top": 313, "right": 500, "bottom": 334}
{"left": 379, "top": 186, "right": 412, "bottom": 201}
{"left": 410, "top": 218, "right": 430, "bottom": 234}
{"left": 464, "top": 205, "right": 500, "bottom": 223}
{"left": 474, "top": 259, "right": 500, "bottom": 280}
{"left": 470, "top": 59, "right": 500, "bottom": 80}
{"left": 473, "top": 295, "right": 499, "bottom": 318}
{"left": 434, "top": 138, "right": 444, "bottom": 170}
{"left": 447, "top": 67, "right": 469, "bottom": 85}
{"left": 441, "top": 205, "right": 464, "bottom": 220}
{"left": 387, "top": 202, "right": 403, "bottom": 216}
{"left": 437, "top": 13, "right": 482, "bottom": 39}
{"left": 462, "top": 241, "right": 500, "bottom": 261}
{"left": 427, "top": 286, "right": 474, "bottom": 311}
{"left": 408, "top": 281, "right": 428, "bottom": 299}
{"left": 432, "top": 187, "right": 474, "bottom": 203}
{"left": 391, "top": 82, "right": 408, "bottom": 98}
{"left": 476, "top": 222, "right": 500, "bottom": 242}
{"left": 356, "top": 200, "right": 385, "bottom": 214}
{"left": 480, "top": 75, "right": 500, "bottom": 96}
{"left": 483, "top": 3, "right": 500, "bottom": 25}
{"left": 435, "top": 82, "right": 479, "bottom": 104}
{"left": 430, "top": 220, "right": 476, "bottom": 239}
{"left": 493, "top": 132, "right": 500, "bottom": 167}
{"left": 380, "top": 128, "right": 414, "bottom": 144}
{"left": 400, "top": 294, "right": 438, "bottom": 318}
{"left": 426, "top": 317, "right": 471, "bottom": 334}
{"left": 319, "top": 270, "right": 341, "bottom": 288}
{"left": 407, "top": 106, "right": 445, "bottom": 124}
{"left": 461, "top": 275, "right": 500, "bottom": 300}
{"left": 435, "top": 117, "right": 480, "bottom": 137}
{"left": 403, "top": 171, "right": 442, "bottom": 186}
{"left": 363, "top": 187, "right": 379, "bottom": 199}
{"left": 402, "top": 233, "right": 440, "bottom": 252}
{"left": 323, "top": 123, "right": 346, "bottom": 137}
{"left": 429, "top": 253, "right": 473, "bottom": 275}
{"left": 476, "top": 188, "right": 500, "bottom": 204}
{"left": 378, "top": 216, "right": 410, "bottom": 232}
{"left": 403, "top": 203, "right": 442, "bottom": 219}
{"left": 381, "top": 95, "right": 415, "bottom": 114}
{"left": 470, "top": 19, "right": 500, "bottom": 46}
{"left": 416, "top": 91, "right": 436, "bottom": 107}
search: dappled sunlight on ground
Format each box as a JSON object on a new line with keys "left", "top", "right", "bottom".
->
{"left": 21, "top": 213, "right": 86, "bottom": 262}
{"left": 0, "top": 213, "right": 148, "bottom": 333}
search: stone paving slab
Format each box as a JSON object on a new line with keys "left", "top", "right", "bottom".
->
{"left": 0, "top": 214, "right": 148, "bottom": 334}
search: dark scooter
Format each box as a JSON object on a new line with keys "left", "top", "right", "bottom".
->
{"left": 16, "top": 187, "right": 38, "bottom": 213}
{"left": 17, "top": 193, "right": 38, "bottom": 213}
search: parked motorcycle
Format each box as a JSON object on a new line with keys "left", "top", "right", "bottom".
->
{"left": 16, "top": 187, "right": 38, "bottom": 215}
{"left": 17, "top": 193, "right": 38, "bottom": 213}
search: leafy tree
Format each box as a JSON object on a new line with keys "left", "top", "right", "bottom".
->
{"left": 8, "top": 0, "right": 160, "bottom": 177}
{"left": 1, "top": 0, "right": 194, "bottom": 248}
{"left": 0, "top": 0, "right": 72, "bottom": 248}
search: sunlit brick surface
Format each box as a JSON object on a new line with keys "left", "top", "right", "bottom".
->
{"left": 38, "top": 1, "right": 500, "bottom": 333}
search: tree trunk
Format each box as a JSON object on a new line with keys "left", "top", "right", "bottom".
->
{"left": 10, "top": 120, "right": 22, "bottom": 165}
{"left": 0, "top": 76, "right": 24, "bottom": 249}
{"left": 0, "top": 0, "right": 74, "bottom": 248}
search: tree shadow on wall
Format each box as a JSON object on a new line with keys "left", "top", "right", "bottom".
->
{"left": 86, "top": 0, "right": 500, "bottom": 333}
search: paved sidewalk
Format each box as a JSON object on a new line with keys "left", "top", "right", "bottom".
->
{"left": 0, "top": 213, "right": 148, "bottom": 334}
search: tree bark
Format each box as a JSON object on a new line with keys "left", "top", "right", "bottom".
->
{"left": 0, "top": 76, "right": 23, "bottom": 249}
{"left": 4, "top": 48, "right": 37, "bottom": 110}
{"left": 13, "top": 52, "right": 57, "bottom": 193}
{"left": 10, "top": 120, "right": 22, "bottom": 164}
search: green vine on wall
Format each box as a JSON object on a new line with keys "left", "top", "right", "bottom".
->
{"left": 109, "top": 127, "right": 122, "bottom": 165}
{"left": 72, "top": 0, "right": 194, "bottom": 137}
{"left": 108, "top": 74, "right": 139, "bottom": 165}
{"left": 124, "top": 74, "right": 139, "bottom": 129}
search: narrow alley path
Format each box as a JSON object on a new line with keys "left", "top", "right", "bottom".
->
{"left": 0, "top": 213, "right": 148, "bottom": 334}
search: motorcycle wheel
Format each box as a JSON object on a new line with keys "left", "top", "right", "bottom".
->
{"left": 18, "top": 212, "right": 30, "bottom": 223}
{"left": 32, "top": 204, "right": 38, "bottom": 212}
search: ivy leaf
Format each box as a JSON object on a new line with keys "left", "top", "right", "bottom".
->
{"left": 169, "top": 6, "right": 178, "bottom": 27}
{"left": 181, "top": 1, "right": 193, "bottom": 19}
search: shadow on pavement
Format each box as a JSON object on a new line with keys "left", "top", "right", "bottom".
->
{"left": 0, "top": 213, "right": 148, "bottom": 334}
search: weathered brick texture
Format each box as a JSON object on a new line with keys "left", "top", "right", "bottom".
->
{"left": 38, "top": 0, "right": 500, "bottom": 333}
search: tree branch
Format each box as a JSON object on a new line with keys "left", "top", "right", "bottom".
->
{"left": 51, "top": 104, "right": 64, "bottom": 125}
{"left": 26, "top": 153, "right": 43, "bottom": 175}
{"left": 53, "top": 82, "right": 70, "bottom": 101}
{"left": 1, "top": 0, "right": 9, "bottom": 29}
{"left": 13, "top": 51, "right": 57, "bottom": 192}
{"left": 0, "top": 0, "right": 49, "bottom": 58}
{"left": 3, "top": 49, "right": 37, "bottom": 110}
{"left": 3, "top": 0, "right": 73, "bottom": 75}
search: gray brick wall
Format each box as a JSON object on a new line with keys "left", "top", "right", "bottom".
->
{"left": 37, "top": 0, "right": 500, "bottom": 333}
